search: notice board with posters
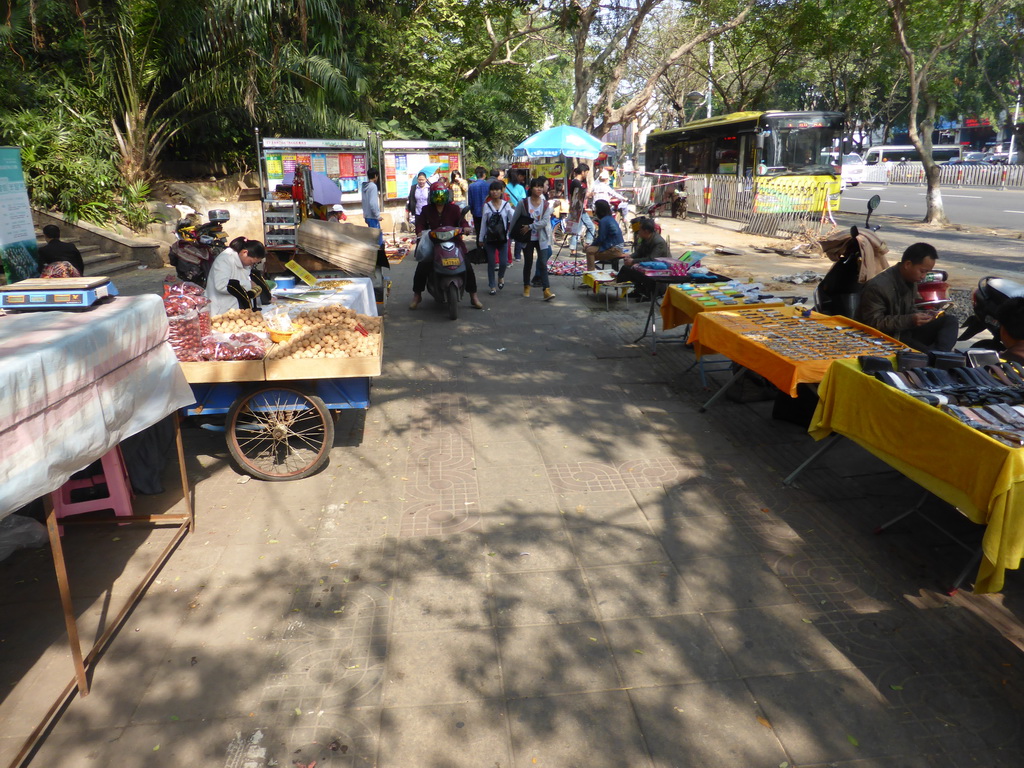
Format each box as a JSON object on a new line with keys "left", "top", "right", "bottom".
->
{"left": 0, "top": 147, "right": 40, "bottom": 283}
{"left": 261, "top": 137, "right": 370, "bottom": 204}
{"left": 381, "top": 140, "right": 463, "bottom": 201}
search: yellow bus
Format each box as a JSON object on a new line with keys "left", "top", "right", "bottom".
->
{"left": 646, "top": 111, "right": 845, "bottom": 215}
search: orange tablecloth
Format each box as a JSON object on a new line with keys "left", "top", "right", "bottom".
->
{"left": 811, "top": 359, "right": 1024, "bottom": 594}
{"left": 660, "top": 283, "right": 784, "bottom": 330}
{"left": 689, "top": 306, "right": 905, "bottom": 396}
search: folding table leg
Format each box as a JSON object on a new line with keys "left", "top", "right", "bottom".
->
{"left": 873, "top": 489, "right": 930, "bottom": 534}
{"left": 43, "top": 497, "right": 89, "bottom": 696}
{"left": 173, "top": 413, "right": 194, "bottom": 532}
{"left": 698, "top": 366, "right": 747, "bottom": 412}
{"left": 783, "top": 433, "right": 842, "bottom": 486}
{"left": 947, "top": 548, "right": 984, "bottom": 596}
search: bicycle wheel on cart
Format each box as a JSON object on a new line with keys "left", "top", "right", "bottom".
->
{"left": 226, "top": 386, "right": 334, "bottom": 481}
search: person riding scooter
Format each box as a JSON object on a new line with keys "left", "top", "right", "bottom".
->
{"left": 410, "top": 180, "right": 484, "bottom": 310}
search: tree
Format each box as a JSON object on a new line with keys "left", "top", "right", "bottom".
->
{"left": 567, "top": 0, "right": 756, "bottom": 133}
{"left": 884, "top": 0, "right": 1008, "bottom": 224}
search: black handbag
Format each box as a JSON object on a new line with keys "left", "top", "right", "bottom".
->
{"left": 510, "top": 210, "right": 534, "bottom": 243}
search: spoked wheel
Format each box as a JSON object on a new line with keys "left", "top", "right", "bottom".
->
{"left": 226, "top": 386, "right": 334, "bottom": 481}
{"left": 446, "top": 282, "right": 460, "bottom": 320}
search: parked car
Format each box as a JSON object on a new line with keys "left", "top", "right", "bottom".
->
{"left": 989, "top": 151, "right": 1020, "bottom": 165}
{"left": 943, "top": 159, "right": 989, "bottom": 166}
{"left": 963, "top": 151, "right": 991, "bottom": 163}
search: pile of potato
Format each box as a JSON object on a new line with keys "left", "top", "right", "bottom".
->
{"left": 211, "top": 308, "right": 269, "bottom": 333}
{"left": 267, "top": 305, "right": 382, "bottom": 359}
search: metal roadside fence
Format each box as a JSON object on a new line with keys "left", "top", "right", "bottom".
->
{"left": 863, "top": 162, "right": 1024, "bottom": 189}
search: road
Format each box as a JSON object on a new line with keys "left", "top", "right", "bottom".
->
{"left": 841, "top": 183, "right": 1024, "bottom": 231}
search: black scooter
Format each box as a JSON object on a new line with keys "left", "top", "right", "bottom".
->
{"left": 813, "top": 194, "right": 883, "bottom": 316}
{"left": 958, "top": 276, "right": 1024, "bottom": 349}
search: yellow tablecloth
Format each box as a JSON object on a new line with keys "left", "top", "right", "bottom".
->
{"left": 690, "top": 306, "right": 906, "bottom": 396}
{"left": 810, "top": 359, "right": 1024, "bottom": 594}
{"left": 660, "top": 283, "right": 784, "bottom": 330}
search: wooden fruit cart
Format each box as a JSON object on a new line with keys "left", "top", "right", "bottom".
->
{"left": 177, "top": 335, "right": 382, "bottom": 481}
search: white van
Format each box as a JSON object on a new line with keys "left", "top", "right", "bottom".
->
{"left": 862, "top": 145, "right": 963, "bottom": 164}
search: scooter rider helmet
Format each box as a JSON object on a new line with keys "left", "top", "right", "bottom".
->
{"left": 429, "top": 180, "right": 451, "bottom": 206}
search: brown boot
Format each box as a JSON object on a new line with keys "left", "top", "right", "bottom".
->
{"left": 523, "top": 286, "right": 531, "bottom": 298}
{"left": 409, "top": 293, "right": 422, "bottom": 310}
{"left": 543, "top": 288, "right": 556, "bottom": 302}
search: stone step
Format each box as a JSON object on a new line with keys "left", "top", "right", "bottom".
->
{"left": 90, "top": 260, "right": 141, "bottom": 277}
{"left": 35, "top": 237, "right": 100, "bottom": 256}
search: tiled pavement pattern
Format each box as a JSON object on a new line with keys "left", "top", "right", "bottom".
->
{"left": 3, "top": 262, "right": 1024, "bottom": 768}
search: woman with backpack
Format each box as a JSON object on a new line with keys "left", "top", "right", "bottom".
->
{"left": 511, "top": 177, "right": 555, "bottom": 301}
{"left": 481, "top": 180, "right": 514, "bottom": 294}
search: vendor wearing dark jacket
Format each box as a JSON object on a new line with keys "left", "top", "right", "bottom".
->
{"left": 410, "top": 180, "right": 483, "bottom": 310}
{"left": 996, "top": 297, "right": 1024, "bottom": 365}
{"left": 855, "top": 242, "right": 957, "bottom": 351}
{"left": 615, "top": 218, "right": 669, "bottom": 301}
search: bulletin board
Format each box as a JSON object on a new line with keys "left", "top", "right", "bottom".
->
{"left": 381, "top": 140, "right": 464, "bottom": 201}
{"left": 262, "top": 137, "right": 370, "bottom": 204}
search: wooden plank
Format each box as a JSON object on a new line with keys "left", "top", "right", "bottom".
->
{"left": 178, "top": 359, "right": 267, "bottom": 383}
{"left": 179, "top": 334, "right": 382, "bottom": 382}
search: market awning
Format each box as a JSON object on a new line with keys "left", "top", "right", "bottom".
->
{"left": 512, "top": 125, "right": 604, "bottom": 160}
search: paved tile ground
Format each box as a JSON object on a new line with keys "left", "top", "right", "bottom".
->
{"left": 3, "top": 254, "right": 1024, "bottom": 768}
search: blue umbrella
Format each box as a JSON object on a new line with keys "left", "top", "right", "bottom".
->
{"left": 282, "top": 170, "right": 343, "bottom": 205}
{"left": 513, "top": 125, "right": 604, "bottom": 159}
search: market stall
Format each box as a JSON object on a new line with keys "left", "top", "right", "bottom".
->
{"left": 512, "top": 125, "right": 604, "bottom": 216}
{"left": 660, "top": 281, "right": 786, "bottom": 330}
{"left": 628, "top": 263, "right": 728, "bottom": 353}
{"left": 689, "top": 306, "right": 907, "bottom": 409}
{"left": 0, "top": 292, "right": 195, "bottom": 765}
{"left": 167, "top": 278, "right": 383, "bottom": 481}
{"left": 799, "top": 359, "right": 1024, "bottom": 594}
{"left": 381, "top": 140, "right": 463, "bottom": 202}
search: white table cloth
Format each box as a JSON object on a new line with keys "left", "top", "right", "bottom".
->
{"left": 272, "top": 276, "right": 378, "bottom": 317}
{"left": 0, "top": 295, "right": 195, "bottom": 517}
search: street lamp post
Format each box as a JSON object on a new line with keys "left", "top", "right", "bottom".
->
{"left": 1008, "top": 91, "right": 1022, "bottom": 164}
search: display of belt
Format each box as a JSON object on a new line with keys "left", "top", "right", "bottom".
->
{"left": 869, "top": 360, "right": 1024, "bottom": 446}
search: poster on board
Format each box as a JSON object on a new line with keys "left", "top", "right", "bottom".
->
{"left": 0, "top": 147, "right": 41, "bottom": 283}
{"left": 381, "top": 140, "right": 463, "bottom": 201}
{"left": 262, "top": 138, "right": 369, "bottom": 204}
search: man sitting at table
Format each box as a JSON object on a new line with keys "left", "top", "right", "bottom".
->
{"left": 585, "top": 199, "right": 625, "bottom": 271}
{"left": 614, "top": 218, "right": 669, "bottom": 302}
{"left": 996, "top": 297, "right": 1024, "bottom": 365}
{"left": 855, "top": 242, "right": 958, "bottom": 351}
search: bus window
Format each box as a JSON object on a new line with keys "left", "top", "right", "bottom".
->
{"left": 761, "top": 127, "right": 839, "bottom": 175}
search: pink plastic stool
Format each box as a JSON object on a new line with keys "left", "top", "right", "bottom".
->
{"left": 50, "top": 446, "right": 135, "bottom": 535}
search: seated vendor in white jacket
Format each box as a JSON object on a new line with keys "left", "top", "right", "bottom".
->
{"left": 205, "top": 238, "right": 270, "bottom": 315}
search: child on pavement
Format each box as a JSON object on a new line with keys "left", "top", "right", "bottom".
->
{"left": 481, "top": 181, "right": 514, "bottom": 294}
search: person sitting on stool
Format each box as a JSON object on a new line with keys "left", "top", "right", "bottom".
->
{"left": 996, "top": 297, "right": 1024, "bottom": 365}
{"left": 614, "top": 218, "right": 669, "bottom": 301}
{"left": 38, "top": 224, "right": 85, "bottom": 276}
{"left": 585, "top": 199, "right": 625, "bottom": 272}
{"left": 855, "top": 242, "right": 958, "bottom": 351}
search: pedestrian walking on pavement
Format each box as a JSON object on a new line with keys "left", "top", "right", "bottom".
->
{"left": 481, "top": 181, "right": 514, "bottom": 295}
{"left": 512, "top": 177, "right": 555, "bottom": 301}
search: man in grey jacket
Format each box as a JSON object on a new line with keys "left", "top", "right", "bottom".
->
{"left": 855, "top": 242, "right": 957, "bottom": 351}
{"left": 361, "top": 167, "right": 383, "bottom": 246}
